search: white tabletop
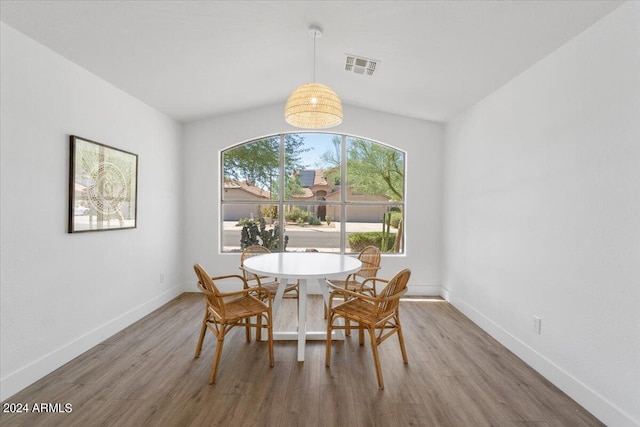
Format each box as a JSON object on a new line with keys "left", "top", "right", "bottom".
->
{"left": 242, "top": 252, "right": 361, "bottom": 279}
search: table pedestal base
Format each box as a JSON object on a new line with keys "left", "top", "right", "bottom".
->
{"left": 272, "top": 331, "right": 343, "bottom": 341}
{"left": 270, "top": 278, "right": 344, "bottom": 362}
{"left": 243, "top": 253, "right": 360, "bottom": 363}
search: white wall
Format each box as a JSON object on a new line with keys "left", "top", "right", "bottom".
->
{"left": 442, "top": 3, "right": 639, "bottom": 426}
{"left": 182, "top": 103, "right": 443, "bottom": 295}
{"left": 0, "top": 23, "right": 184, "bottom": 401}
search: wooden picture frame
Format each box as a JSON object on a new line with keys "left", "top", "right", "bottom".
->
{"left": 68, "top": 135, "right": 138, "bottom": 233}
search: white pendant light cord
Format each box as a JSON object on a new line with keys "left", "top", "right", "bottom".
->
{"left": 309, "top": 26, "right": 322, "bottom": 83}
{"left": 313, "top": 32, "right": 316, "bottom": 83}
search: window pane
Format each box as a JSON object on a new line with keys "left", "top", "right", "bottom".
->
{"left": 221, "top": 204, "right": 282, "bottom": 252}
{"left": 285, "top": 133, "right": 341, "bottom": 203}
{"left": 283, "top": 204, "right": 340, "bottom": 253}
{"left": 345, "top": 206, "right": 404, "bottom": 254}
{"left": 220, "top": 133, "right": 406, "bottom": 255}
{"left": 222, "top": 137, "right": 280, "bottom": 201}
{"left": 346, "top": 137, "right": 405, "bottom": 202}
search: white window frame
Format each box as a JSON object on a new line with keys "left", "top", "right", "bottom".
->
{"left": 220, "top": 133, "right": 406, "bottom": 255}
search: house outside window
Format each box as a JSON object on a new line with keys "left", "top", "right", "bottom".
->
{"left": 221, "top": 133, "right": 405, "bottom": 255}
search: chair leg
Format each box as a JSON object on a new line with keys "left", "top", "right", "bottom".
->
{"left": 266, "top": 311, "right": 274, "bottom": 367}
{"left": 396, "top": 314, "right": 408, "bottom": 363}
{"left": 256, "top": 314, "right": 262, "bottom": 342}
{"left": 358, "top": 325, "right": 365, "bottom": 346}
{"left": 195, "top": 316, "right": 208, "bottom": 358}
{"left": 209, "top": 337, "right": 225, "bottom": 384}
{"left": 368, "top": 327, "right": 384, "bottom": 389}
{"left": 325, "top": 312, "right": 335, "bottom": 367}
{"left": 245, "top": 318, "right": 251, "bottom": 342}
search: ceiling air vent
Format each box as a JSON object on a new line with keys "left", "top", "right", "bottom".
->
{"left": 345, "top": 54, "right": 379, "bottom": 76}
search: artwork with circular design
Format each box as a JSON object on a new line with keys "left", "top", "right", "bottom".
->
{"left": 69, "top": 135, "right": 138, "bottom": 233}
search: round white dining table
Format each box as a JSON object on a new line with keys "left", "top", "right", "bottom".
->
{"left": 242, "top": 252, "right": 362, "bottom": 362}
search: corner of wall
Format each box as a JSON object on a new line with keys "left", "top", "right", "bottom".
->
{"left": 0, "top": 285, "right": 184, "bottom": 402}
{"left": 449, "top": 298, "right": 638, "bottom": 427}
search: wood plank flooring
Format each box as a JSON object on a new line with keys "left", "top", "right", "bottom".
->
{"left": 1, "top": 293, "right": 603, "bottom": 427}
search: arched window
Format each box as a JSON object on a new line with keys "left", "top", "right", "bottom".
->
{"left": 221, "top": 133, "right": 405, "bottom": 254}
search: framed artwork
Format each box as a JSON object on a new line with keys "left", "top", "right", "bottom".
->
{"left": 68, "top": 135, "right": 138, "bottom": 233}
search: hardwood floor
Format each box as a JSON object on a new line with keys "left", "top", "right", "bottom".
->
{"left": 1, "top": 293, "right": 603, "bottom": 427}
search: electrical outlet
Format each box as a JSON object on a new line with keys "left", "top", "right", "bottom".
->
{"left": 532, "top": 315, "right": 541, "bottom": 334}
{"left": 160, "top": 273, "right": 165, "bottom": 283}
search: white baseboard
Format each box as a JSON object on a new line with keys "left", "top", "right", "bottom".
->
{"left": 450, "top": 298, "right": 638, "bottom": 427}
{"left": 0, "top": 285, "right": 184, "bottom": 402}
{"left": 405, "top": 284, "right": 442, "bottom": 296}
{"left": 184, "top": 280, "right": 200, "bottom": 293}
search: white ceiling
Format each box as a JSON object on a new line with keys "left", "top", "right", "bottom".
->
{"left": 0, "top": 1, "right": 623, "bottom": 124}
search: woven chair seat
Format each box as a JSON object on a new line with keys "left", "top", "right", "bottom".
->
{"left": 215, "top": 295, "right": 269, "bottom": 322}
{"left": 332, "top": 298, "right": 378, "bottom": 324}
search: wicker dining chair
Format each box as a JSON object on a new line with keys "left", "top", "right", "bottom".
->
{"left": 326, "top": 268, "right": 411, "bottom": 389}
{"left": 326, "top": 245, "right": 381, "bottom": 296}
{"left": 240, "top": 245, "right": 299, "bottom": 307}
{"left": 323, "top": 245, "right": 381, "bottom": 319}
{"left": 193, "top": 263, "right": 274, "bottom": 384}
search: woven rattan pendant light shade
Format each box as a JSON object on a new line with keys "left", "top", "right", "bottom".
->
{"left": 284, "top": 27, "right": 343, "bottom": 129}
{"left": 285, "top": 83, "right": 343, "bottom": 129}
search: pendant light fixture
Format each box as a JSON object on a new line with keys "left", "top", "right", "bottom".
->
{"left": 284, "top": 26, "right": 343, "bottom": 129}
